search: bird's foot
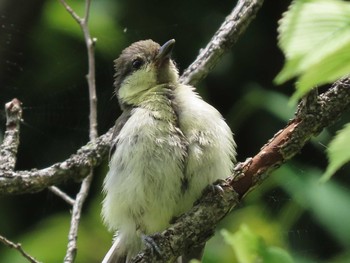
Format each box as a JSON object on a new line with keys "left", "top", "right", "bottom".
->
{"left": 142, "top": 234, "right": 162, "bottom": 257}
{"left": 210, "top": 179, "right": 226, "bottom": 194}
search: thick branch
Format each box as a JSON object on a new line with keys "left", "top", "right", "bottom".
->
{"left": 132, "top": 183, "right": 239, "bottom": 263}
{"left": 179, "top": 0, "right": 264, "bottom": 86}
{"left": 0, "top": 127, "right": 112, "bottom": 195}
{"left": 231, "top": 79, "right": 350, "bottom": 197}
{"left": 0, "top": 108, "right": 132, "bottom": 195}
{"left": 130, "top": 79, "right": 350, "bottom": 262}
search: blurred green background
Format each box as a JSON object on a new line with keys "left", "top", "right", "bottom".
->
{"left": 1, "top": 0, "right": 350, "bottom": 262}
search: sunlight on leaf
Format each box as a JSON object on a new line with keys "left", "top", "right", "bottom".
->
{"left": 275, "top": 0, "right": 350, "bottom": 100}
{"left": 321, "top": 123, "right": 350, "bottom": 181}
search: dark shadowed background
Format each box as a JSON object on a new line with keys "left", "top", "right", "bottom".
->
{"left": 1, "top": 0, "right": 350, "bottom": 262}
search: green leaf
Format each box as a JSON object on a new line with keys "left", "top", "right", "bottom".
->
{"left": 322, "top": 123, "right": 350, "bottom": 181}
{"left": 275, "top": 0, "right": 350, "bottom": 100}
{"left": 222, "top": 225, "right": 294, "bottom": 263}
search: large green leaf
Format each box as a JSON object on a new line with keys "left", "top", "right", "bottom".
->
{"left": 275, "top": 0, "right": 350, "bottom": 100}
{"left": 322, "top": 123, "right": 350, "bottom": 181}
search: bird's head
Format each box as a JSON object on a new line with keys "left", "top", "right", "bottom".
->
{"left": 113, "top": 39, "right": 178, "bottom": 108}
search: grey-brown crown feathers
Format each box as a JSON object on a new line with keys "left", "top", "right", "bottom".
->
{"left": 113, "top": 40, "right": 161, "bottom": 93}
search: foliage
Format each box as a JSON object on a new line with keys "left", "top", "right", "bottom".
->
{"left": 222, "top": 224, "right": 294, "bottom": 263}
{"left": 275, "top": 0, "right": 350, "bottom": 180}
{"left": 322, "top": 123, "right": 350, "bottom": 181}
{"left": 275, "top": 0, "right": 350, "bottom": 102}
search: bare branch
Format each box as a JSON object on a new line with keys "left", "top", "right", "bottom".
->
{"left": 0, "top": 126, "right": 111, "bottom": 193}
{"left": 0, "top": 234, "right": 41, "bottom": 263}
{"left": 129, "top": 79, "right": 350, "bottom": 262}
{"left": 0, "top": 110, "right": 131, "bottom": 195}
{"left": 49, "top": 186, "right": 75, "bottom": 206}
{"left": 58, "top": 0, "right": 98, "bottom": 140}
{"left": 83, "top": 0, "right": 92, "bottom": 25}
{"left": 0, "top": 98, "right": 22, "bottom": 171}
{"left": 64, "top": 170, "right": 94, "bottom": 262}
{"left": 1, "top": 90, "right": 77, "bottom": 252}
{"left": 179, "top": 0, "right": 264, "bottom": 86}
{"left": 83, "top": 15, "right": 98, "bottom": 139}
{"left": 59, "top": 0, "right": 98, "bottom": 262}
{"left": 58, "top": 0, "right": 82, "bottom": 24}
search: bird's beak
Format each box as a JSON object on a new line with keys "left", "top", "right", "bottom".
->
{"left": 156, "top": 39, "right": 175, "bottom": 62}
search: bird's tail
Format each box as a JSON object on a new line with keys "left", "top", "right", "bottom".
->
{"left": 102, "top": 234, "right": 127, "bottom": 263}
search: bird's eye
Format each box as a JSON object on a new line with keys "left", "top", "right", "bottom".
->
{"left": 132, "top": 58, "right": 144, "bottom": 70}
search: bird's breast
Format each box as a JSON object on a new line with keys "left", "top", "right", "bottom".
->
{"left": 103, "top": 102, "right": 188, "bottom": 233}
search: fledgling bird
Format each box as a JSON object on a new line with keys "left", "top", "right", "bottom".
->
{"left": 102, "top": 39, "right": 237, "bottom": 263}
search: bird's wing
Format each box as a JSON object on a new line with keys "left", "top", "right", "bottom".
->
{"left": 109, "top": 108, "right": 132, "bottom": 160}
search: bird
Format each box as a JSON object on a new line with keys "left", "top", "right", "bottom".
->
{"left": 102, "top": 39, "right": 237, "bottom": 263}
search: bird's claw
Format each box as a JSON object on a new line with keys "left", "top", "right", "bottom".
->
{"left": 142, "top": 234, "right": 162, "bottom": 257}
{"left": 210, "top": 179, "right": 226, "bottom": 194}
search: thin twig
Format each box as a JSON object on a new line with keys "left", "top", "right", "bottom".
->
{"left": 0, "top": 234, "right": 41, "bottom": 263}
{"left": 58, "top": 0, "right": 82, "bottom": 24}
{"left": 64, "top": 171, "right": 94, "bottom": 263}
{"left": 49, "top": 186, "right": 75, "bottom": 206}
{"left": 82, "top": 4, "right": 98, "bottom": 140}
{"left": 179, "top": 0, "right": 264, "bottom": 86}
{"left": 83, "top": 0, "right": 91, "bottom": 26}
{"left": 58, "top": 0, "right": 98, "bottom": 262}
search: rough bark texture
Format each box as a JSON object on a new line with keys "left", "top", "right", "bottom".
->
{"left": 231, "top": 79, "right": 350, "bottom": 197}
{"left": 0, "top": 99, "right": 22, "bottom": 171}
{"left": 0, "top": 128, "right": 112, "bottom": 194}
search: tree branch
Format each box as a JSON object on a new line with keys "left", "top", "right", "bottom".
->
{"left": 64, "top": 170, "right": 93, "bottom": 263}
{"left": 58, "top": 0, "right": 98, "bottom": 262}
{"left": 0, "top": 119, "right": 114, "bottom": 195}
{"left": 129, "top": 79, "right": 350, "bottom": 262}
{"left": 179, "top": 0, "right": 264, "bottom": 86}
{"left": 0, "top": 98, "right": 22, "bottom": 171}
{"left": 48, "top": 186, "right": 75, "bottom": 206}
{"left": 0, "top": 234, "right": 41, "bottom": 263}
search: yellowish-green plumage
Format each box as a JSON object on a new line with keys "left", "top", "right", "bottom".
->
{"left": 102, "top": 39, "right": 236, "bottom": 263}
